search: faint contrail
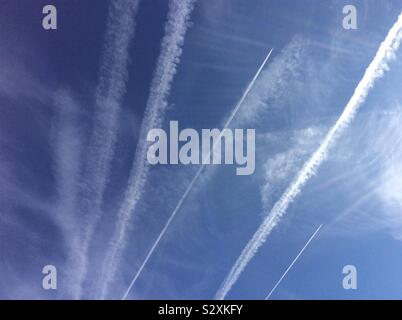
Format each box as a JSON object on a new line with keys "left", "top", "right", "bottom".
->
{"left": 121, "top": 48, "right": 274, "bottom": 300}
{"left": 99, "top": 0, "right": 196, "bottom": 299}
{"left": 76, "top": 0, "right": 140, "bottom": 298}
{"left": 215, "top": 12, "right": 402, "bottom": 300}
{"left": 52, "top": 90, "right": 84, "bottom": 297}
{"left": 265, "top": 224, "right": 322, "bottom": 300}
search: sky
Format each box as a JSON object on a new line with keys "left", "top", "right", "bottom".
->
{"left": 1, "top": 0, "right": 402, "bottom": 300}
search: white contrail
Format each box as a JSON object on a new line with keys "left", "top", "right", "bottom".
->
{"left": 215, "top": 12, "right": 402, "bottom": 300}
{"left": 76, "top": 0, "right": 140, "bottom": 298}
{"left": 120, "top": 48, "right": 274, "bottom": 300}
{"left": 265, "top": 224, "right": 322, "bottom": 300}
{"left": 99, "top": 0, "right": 196, "bottom": 299}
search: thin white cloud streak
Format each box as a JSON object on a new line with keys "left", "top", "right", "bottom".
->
{"left": 99, "top": 0, "right": 196, "bottom": 299}
{"left": 52, "top": 92, "right": 81, "bottom": 225}
{"left": 265, "top": 224, "right": 322, "bottom": 300}
{"left": 51, "top": 90, "right": 84, "bottom": 297}
{"left": 119, "top": 48, "right": 273, "bottom": 301}
{"left": 215, "top": 12, "right": 402, "bottom": 300}
{"left": 76, "top": 0, "right": 140, "bottom": 298}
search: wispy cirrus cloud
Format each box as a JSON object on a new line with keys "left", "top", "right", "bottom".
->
{"left": 50, "top": 89, "right": 84, "bottom": 297}
{"left": 233, "top": 37, "right": 307, "bottom": 126}
{"left": 327, "top": 107, "right": 402, "bottom": 241}
{"left": 260, "top": 127, "right": 324, "bottom": 212}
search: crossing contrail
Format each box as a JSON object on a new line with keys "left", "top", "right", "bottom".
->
{"left": 76, "top": 0, "right": 140, "bottom": 298}
{"left": 215, "top": 12, "right": 402, "bottom": 300}
{"left": 121, "top": 48, "right": 273, "bottom": 300}
{"left": 99, "top": 0, "right": 196, "bottom": 299}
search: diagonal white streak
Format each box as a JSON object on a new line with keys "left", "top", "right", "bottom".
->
{"left": 121, "top": 48, "right": 273, "bottom": 300}
{"left": 265, "top": 224, "right": 323, "bottom": 300}
{"left": 215, "top": 12, "right": 402, "bottom": 300}
{"left": 100, "top": 0, "right": 197, "bottom": 299}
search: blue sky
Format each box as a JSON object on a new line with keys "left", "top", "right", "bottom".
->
{"left": 1, "top": 0, "right": 402, "bottom": 300}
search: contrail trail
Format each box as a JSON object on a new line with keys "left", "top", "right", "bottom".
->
{"left": 99, "top": 0, "right": 196, "bottom": 299}
{"left": 215, "top": 12, "right": 402, "bottom": 300}
{"left": 76, "top": 0, "right": 140, "bottom": 298}
{"left": 265, "top": 224, "right": 322, "bottom": 300}
{"left": 121, "top": 48, "right": 274, "bottom": 300}
{"left": 52, "top": 90, "right": 84, "bottom": 297}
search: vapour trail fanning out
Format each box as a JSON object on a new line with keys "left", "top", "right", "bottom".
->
{"left": 215, "top": 12, "right": 402, "bottom": 300}
{"left": 99, "top": 0, "right": 196, "bottom": 299}
{"left": 76, "top": 0, "right": 140, "bottom": 298}
{"left": 121, "top": 48, "right": 274, "bottom": 300}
